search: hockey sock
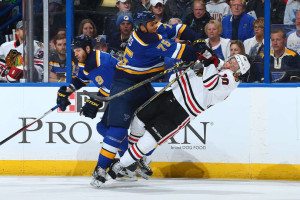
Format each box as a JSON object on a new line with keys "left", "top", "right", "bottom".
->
{"left": 97, "top": 127, "right": 127, "bottom": 169}
{"left": 128, "top": 132, "right": 142, "bottom": 146}
{"left": 120, "top": 131, "right": 157, "bottom": 167}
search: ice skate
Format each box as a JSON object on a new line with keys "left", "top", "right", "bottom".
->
{"left": 136, "top": 156, "right": 153, "bottom": 180}
{"left": 107, "top": 159, "right": 125, "bottom": 179}
{"left": 90, "top": 166, "right": 107, "bottom": 188}
{"left": 116, "top": 162, "right": 138, "bottom": 182}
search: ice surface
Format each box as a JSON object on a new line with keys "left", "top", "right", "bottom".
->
{"left": 0, "top": 176, "right": 300, "bottom": 200}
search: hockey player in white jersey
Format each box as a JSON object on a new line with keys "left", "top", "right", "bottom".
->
{"left": 107, "top": 53, "right": 250, "bottom": 179}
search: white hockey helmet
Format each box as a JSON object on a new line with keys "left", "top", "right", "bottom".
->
{"left": 233, "top": 54, "right": 250, "bottom": 75}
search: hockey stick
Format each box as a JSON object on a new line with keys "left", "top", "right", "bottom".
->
{"left": 0, "top": 105, "right": 59, "bottom": 146}
{"left": 134, "top": 63, "right": 194, "bottom": 115}
{"left": 83, "top": 61, "right": 187, "bottom": 101}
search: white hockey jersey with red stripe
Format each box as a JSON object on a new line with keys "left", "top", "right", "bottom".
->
{"left": 170, "top": 64, "right": 239, "bottom": 119}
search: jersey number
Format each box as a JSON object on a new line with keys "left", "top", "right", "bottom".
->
{"left": 221, "top": 74, "right": 229, "bottom": 85}
{"left": 119, "top": 47, "right": 133, "bottom": 66}
{"left": 157, "top": 40, "right": 171, "bottom": 51}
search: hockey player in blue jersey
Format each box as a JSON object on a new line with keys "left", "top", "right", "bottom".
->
{"left": 89, "top": 10, "right": 214, "bottom": 187}
{"left": 55, "top": 35, "right": 133, "bottom": 186}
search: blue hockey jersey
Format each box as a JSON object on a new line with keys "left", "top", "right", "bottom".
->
{"left": 115, "top": 23, "right": 198, "bottom": 82}
{"left": 71, "top": 50, "right": 118, "bottom": 96}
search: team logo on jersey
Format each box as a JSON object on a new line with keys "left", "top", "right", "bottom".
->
{"left": 95, "top": 76, "right": 104, "bottom": 85}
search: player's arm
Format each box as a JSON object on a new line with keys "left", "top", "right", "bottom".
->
{"left": 56, "top": 64, "right": 89, "bottom": 111}
{"left": 157, "top": 23, "right": 199, "bottom": 43}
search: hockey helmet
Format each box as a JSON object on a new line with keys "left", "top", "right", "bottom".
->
{"left": 232, "top": 54, "right": 250, "bottom": 75}
{"left": 72, "top": 35, "right": 93, "bottom": 50}
{"left": 134, "top": 11, "right": 156, "bottom": 30}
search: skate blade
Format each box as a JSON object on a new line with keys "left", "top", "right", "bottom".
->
{"left": 135, "top": 168, "right": 150, "bottom": 180}
{"left": 90, "top": 179, "right": 105, "bottom": 188}
{"left": 116, "top": 176, "right": 138, "bottom": 182}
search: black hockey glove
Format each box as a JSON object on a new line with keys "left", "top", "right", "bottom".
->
{"left": 193, "top": 40, "right": 219, "bottom": 68}
{"left": 80, "top": 98, "right": 102, "bottom": 119}
{"left": 57, "top": 86, "right": 72, "bottom": 111}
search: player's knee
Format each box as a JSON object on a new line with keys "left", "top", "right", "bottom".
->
{"left": 136, "top": 132, "right": 157, "bottom": 154}
{"left": 130, "top": 116, "right": 146, "bottom": 137}
{"left": 96, "top": 122, "right": 108, "bottom": 137}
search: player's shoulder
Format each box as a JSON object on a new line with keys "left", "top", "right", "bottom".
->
{"left": 0, "top": 41, "right": 15, "bottom": 49}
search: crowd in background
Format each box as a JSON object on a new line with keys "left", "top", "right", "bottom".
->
{"left": 0, "top": 0, "right": 300, "bottom": 83}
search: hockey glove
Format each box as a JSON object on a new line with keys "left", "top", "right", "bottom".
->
{"left": 6, "top": 66, "right": 23, "bottom": 82}
{"left": 80, "top": 98, "right": 102, "bottom": 119}
{"left": 192, "top": 39, "right": 219, "bottom": 67}
{"left": 57, "top": 86, "right": 72, "bottom": 111}
{"left": 0, "top": 65, "right": 9, "bottom": 77}
{"left": 197, "top": 52, "right": 220, "bottom": 68}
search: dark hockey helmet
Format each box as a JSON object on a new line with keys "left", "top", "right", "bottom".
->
{"left": 134, "top": 11, "right": 156, "bottom": 30}
{"left": 72, "top": 35, "right": 93, "bottom": 50}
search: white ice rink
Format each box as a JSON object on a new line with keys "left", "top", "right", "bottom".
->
{"left": 1, "top": 177, "right": 300, "bottom": 200}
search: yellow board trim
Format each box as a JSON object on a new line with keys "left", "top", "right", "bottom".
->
{"left": 1, "top": 161, "right": 300, "bottom": 181}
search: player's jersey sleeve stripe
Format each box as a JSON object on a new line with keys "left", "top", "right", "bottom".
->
{"left": 171, "top": 43, "right": 186, "bottom": 59}
{"left": 177, "top": 24, "right": 187, "bottom": 39}
{"left": 176, "top": 44, "right": 186, "bottom": 59}
{"left": 116, "top": 62, "right": 164, "bottom": 75}
{"left": 133, "top": 31, "right": 148, "bottom": 46}
{"left": 98, "top": 87, "right": 110, "bottom": 97}
{"left": 96, "top": 50, "right": 101, "bottom": 67}
{"left": 203, "top": 74, "right": 219, "bottom": 90}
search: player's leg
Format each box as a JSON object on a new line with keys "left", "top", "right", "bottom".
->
{"left": 91, "top": 79, "right": 155, "bottom": 187}
{"left": 108, "top": 91, "right": 190, "bottom": 178}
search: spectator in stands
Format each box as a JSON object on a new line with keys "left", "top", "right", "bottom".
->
{"left": 230, "top": 40, "right": 245, "bottom": 56}
{"left": 284, "top": 0, "right": 300, "bottom": 25}
{"left": 168, "top": 17, "right": 183, "bottom": 25}
{"left": 246, "top": 0, "right": 264, "bottom": 19}
{"left": 204, "top": 19, "right": 231, "bottom": 61}
{"left": 104, "top": 0, "right": 133, "bottom": 41}
{"left": 222, "top": 0, "right": 255, "bottom": 41}
{"left": 270, "top": 28, "right": 300, "bottom": 82}
{"left": 244, "top": 18, "right": 264, "bottom": 57}
{"left": 149, "top": 0, "right": 168, "bottom": 23}
{"left": 271, "top": 0, "right": 286, "bottom": 24}
{"left": 49, "top": 28, "right": 66, "bottom": 51}
{"left": 206, "top": 0, "right": 230, "bottom": 21}
{"left": 132, "top": 0, "right": 151, "bottom": 17}
{"left": 0, "top": 21, "right": 43, "bottom": 59}
{"left": 49, "top": 0, "right": 64, "bottom": 12}
{"left": 287, "top": 10, "right": 300, "bottom": 54}
{"left": 116, "top": 0, "right": 132, "bottom": 12}
{"left": 108, "top": 13, "right": 134, "bottom": 55}
{"left": 243, "top": 18, "right": 264, "bottom": 82}
{"left": 0, "top": 21, "right": 44, "bottom": 82}
{"left": 49, "top": 34, "right": 67, "bottom": 82}
{"left": 184, "top": 0, "right": 212, "bottom": 38}
{"left": 164, "top": 0, "right": 193, "bottom": 21}
{"left": 78, "top": 18, "right": 98, "bottom": 38}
